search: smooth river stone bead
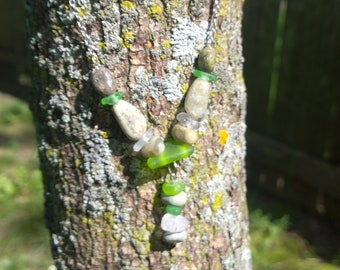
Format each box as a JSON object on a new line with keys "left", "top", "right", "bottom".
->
{"left": 163, "top": 231, "right": 187, "bottom": 243}
{"left": 133, "top": 128, "right": 154, "bottom": 152}
{"left": 112, "top": 100, "right": 147, "bottom": 141}
{"left": 172, "top": 123, "right": 198, "bottom": 144}
{"left": 91, "top": 66, "right": 115, "bottom": 95}
{"left": 162, "top": 191, "right": 187, "bottom": 206}
{"left": 176, "top": 112, "right": 201, "bottom": 130}
{"left": 184, "top": 78, "right": 211, "bottom": 120}
{"left": 162, "top": 182, "right": 185, "bottom": 196}
{"left": 198, "top": 46, "right": 216, "bottom": 73}
{"left": 161, "top": 213, "right": 189, "bottom": 233}
{"left": 141, "top": 136, "right": 165, "bottom": 158}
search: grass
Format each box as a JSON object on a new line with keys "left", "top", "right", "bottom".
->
{"left": 0, "top": 93, "right": 339, "bottom": 269}
{"left": 0, "top": 93, "right": 53, "bottom": 270}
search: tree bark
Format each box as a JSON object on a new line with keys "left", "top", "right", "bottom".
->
{"left": 26, "top": 0, "right": 251, "bottom": 269}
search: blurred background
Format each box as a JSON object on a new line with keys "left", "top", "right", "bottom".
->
{"left": 0, "top": 0, "right": 339, "bottom": 269}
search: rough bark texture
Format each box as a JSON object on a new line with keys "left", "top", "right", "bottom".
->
{"left": 26, "top": 0, "right": 250, "bottom": 269}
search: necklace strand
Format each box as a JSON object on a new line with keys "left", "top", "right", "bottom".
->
{"left": 70, "top": 0, "right": 220, "bottom": 245}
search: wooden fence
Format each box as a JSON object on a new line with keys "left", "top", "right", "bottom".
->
{"left": 243, "top": 0, "right": 340, "bottom": 219}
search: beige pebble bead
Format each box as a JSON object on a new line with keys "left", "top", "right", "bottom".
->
{"left": 184, "top": 78, "right": 211, "bottom": 120}
{"left": 172, "top": 123, "right": 198, "bottom": 144}
{"left": 112, "top": 100, "right": 147, "bottom": 141}
{"left": 141, "top": 136, "right": 165, "bottom": 157}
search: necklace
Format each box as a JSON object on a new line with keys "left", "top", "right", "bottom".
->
{"left": 70, "top": 0, "right": 220, "bottom": 245}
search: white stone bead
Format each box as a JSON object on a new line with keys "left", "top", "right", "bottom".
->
{"left": 163, "top": 231, "right": 187, "bottom": 243}
{"left": 141, "top": 136, "right": 165, "bottom": 157}
{"left": 184, "top": 78, "right": 211, "bottom": 120}
{"left": 91, "top": 67, "right": 115, "bottom": 95}
{"left": 162, "top": 191, "right": 187, "bottom": 206}
{"left": 161, "top": 213, "right": 189, "bottom": 233}
{"left": 171, "top": 124, "right": 198, "bottom": 144}
{"left": 112, "top": 100, "right": 147, "bottom": 141}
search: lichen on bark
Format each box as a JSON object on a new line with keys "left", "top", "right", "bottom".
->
{"left": 26, "top": 0, "right": 251, "bottom": 269}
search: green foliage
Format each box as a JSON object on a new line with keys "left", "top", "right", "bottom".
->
{"left": 0, "top": 94, "right": 53, "bottom": 270}
{"left": 250, "top": 209, "right": 340, "bottom": 270}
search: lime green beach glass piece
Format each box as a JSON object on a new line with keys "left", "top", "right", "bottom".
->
{"left": 165, "top": 205, "right": 183, "bottom": 216}
{"left": 162, "top": 182, "right": 185, "bottom": 196}
{"left": 147, "top": 140, "right": 194, "bottom": 169}
{"left": 101, "top": 91, "right": 124, "bottom": 105}
{"left": 193, "top": 69, "right": 217, "bottom": 82}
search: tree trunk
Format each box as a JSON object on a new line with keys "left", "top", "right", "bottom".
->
{"left": 26, "top": 0, "right": 251, "bottom": 269}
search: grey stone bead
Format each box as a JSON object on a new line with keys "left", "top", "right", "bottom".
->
{"left": 198, "top": 46, "right": 216, "bottom": 73}
{"left": 184, "top": 78, "right": 211, "bottom": 120}
{"left": 91, "top": 66, "right": 115, "bottom": 95}
{"left": 112, "top": 100, "right": 147, "bottom": 141}
{"left": 171, "top": 123, "right": 198, "bottom": 144}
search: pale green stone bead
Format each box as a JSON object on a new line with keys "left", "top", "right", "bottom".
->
{"left": 112, "top": 100, "right": 147, "bottom": 141}
{"left": 172, "top": 123, "right": 198, "bottom": 144}
{"left": 184, "top": 78, "right": 211, "bottom": 120}
{"left": 162, "top": 191, "right": 187, "bottom": 206}
{"left": 198, "top": 46, "right": 216, "bottom": 73}
{"left": 141, "top": 136, "right": 165, "bottom": 157}
{"left": 163, "top": 231, "right": 187, "bottom": 243}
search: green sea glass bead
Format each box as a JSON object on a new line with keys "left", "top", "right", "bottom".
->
{"left": 101, "top": 92, "right": 124, "bottom": 105}
{"left": 165, "top": 205, "right": 183, "bottom": 216}
{"left": 162, "top": 182, "right": 185, "bottom": 196}
{"left": 193, "top": 69, "right": 217, "bottom": 82}
{"left": 147, "top": 140, "right": 194, "bottom": 169}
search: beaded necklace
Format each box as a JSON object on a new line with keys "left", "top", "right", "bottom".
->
{"left": 70, "top": 0, "right": 221, "bottom": 244}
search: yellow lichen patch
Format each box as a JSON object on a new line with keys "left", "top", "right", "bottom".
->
{"left": 97, "top": 42, "right": 106, "bottom": 50}
{"left": 219, "top": 129, "right": 228, "bottom": 146}
{"left": 98, "top": 130, "right": 110, "bottom": 139}
{"left": 77, "top": 7, "right": 87, "bottom": 18}
{"left": 211, "top": 192, "right": 224, "bottom": 213}
{"left": 181, "top": 83, "right": 188, "bottom": 94}
{"left": 121, "top": 29, "right": 135, "bottom": 48}
{"left": 233, "top": 164, "right": 239, "bottom": 175}
{"left": 148, "top": 4, "right": 163, "bottom": 20}
{"left": 162, "top": 40, "right": 171, "bottom": 49}
{"left": 82, "top": 216, "right": 92, "bottom": 225}
{"left": 103, "top": 211, "right": 115, "bottom": 226}
{"left": 120, "top": 1, "right": 135, "bottom": 13}
{"left": 209, "top": 163, "right": 220, "bottom": 176}
{"left": 74, "top": 158, "right": 81, "bottom": 168}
